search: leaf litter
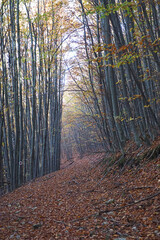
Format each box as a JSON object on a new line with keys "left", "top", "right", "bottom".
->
{"left": 0, "top": 150, "right": 159, "bottom": 240}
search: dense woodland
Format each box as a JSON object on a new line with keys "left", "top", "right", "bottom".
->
{"left": 62, "top": 0, "right": 160, "bottom": 159}
{"left": 0, "top": 0, "right": 160, "bottom": 194}
{"left": 0, "top": 0, "right": 66, "bottom": 192}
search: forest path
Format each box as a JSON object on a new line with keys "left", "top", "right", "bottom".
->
{"left": 0, "top": 153, "right": 160, "bottom": 240}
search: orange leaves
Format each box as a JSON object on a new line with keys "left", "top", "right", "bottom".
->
{"left": 119, "top": 94, "right": 142, "bottom": 103}
{"left": 133, "top": 94, "right": 142, "bottom": 99}
{"left": 0, "top": 152, "right": 160, "bottom": 239}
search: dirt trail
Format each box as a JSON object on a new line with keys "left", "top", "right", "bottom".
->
{"left": 0, "top": 153, "right": 159, "bottom": 240}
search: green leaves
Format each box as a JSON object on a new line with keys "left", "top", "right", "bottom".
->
{"left": 98, "top": 1, "right": 136, "bottom": 18}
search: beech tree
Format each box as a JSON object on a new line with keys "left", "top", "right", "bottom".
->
{"left": 0, "top": 0, "right": 66, "bottom": 193}
{"left": 0, "top": 0, "right": 160, "bottom": 194}
{"left": 62, "top": 0, "right": 160, "bottom": 158}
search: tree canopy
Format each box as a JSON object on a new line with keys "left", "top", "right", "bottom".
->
{"left": 0, "top": 0, "right": 160, "bottom": 193}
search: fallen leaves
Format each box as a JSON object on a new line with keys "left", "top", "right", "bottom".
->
{"left": 0, "top": 152, "right": 160, "bottom": 239}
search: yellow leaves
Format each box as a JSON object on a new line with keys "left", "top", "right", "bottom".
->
{"left": 129, "top": 117, "right": 134, "bottom": 121}
{"left": 152, "top": 38, "right": 160, "bottom": 46}
{"left": 120, "top": 118, "right": 125, "bottom": 122}
{"left": 119, "top": 97, "right": 127, "bottom": 101}
{"left": 144, "top": 105, "right": 150, "bottom": 108}
{"left": 119, "top": 95, "right": 142, "bottom": 102}
{"left": 94, "top": 45, "right": 103, "bottom": 53}
{"left": 116, "top": 80, "right": 122, "bottom": 85}
{"left": 136, "top": 116, "right": 143, "bottom": 120}
{"left": 114, "top": 115, "right": 143, "bottom": 122}
{"left": 133, "top": 94, "right": 142, "bottom": 99}
{"left": 107, "top": 64, "right": 116, "bottom": 68}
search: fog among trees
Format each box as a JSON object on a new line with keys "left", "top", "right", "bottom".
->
{"left": 0, "top": 0, "right": 160, "bottom": 193}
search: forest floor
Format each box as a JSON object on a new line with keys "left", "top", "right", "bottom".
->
{"left": 0, "top": 142, "right": 160, "bottom": 240}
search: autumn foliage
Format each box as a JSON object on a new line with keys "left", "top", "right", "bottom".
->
{"left": 0, "top": 138, "right": 160, "bottom": 239}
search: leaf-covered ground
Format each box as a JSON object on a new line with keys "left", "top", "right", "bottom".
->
{"left": 0, "top": 151, "right": 160, "bottom": 240}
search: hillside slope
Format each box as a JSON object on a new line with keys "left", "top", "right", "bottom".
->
{"left": 0, "top": 152, "right": 160, "bottom": 240}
